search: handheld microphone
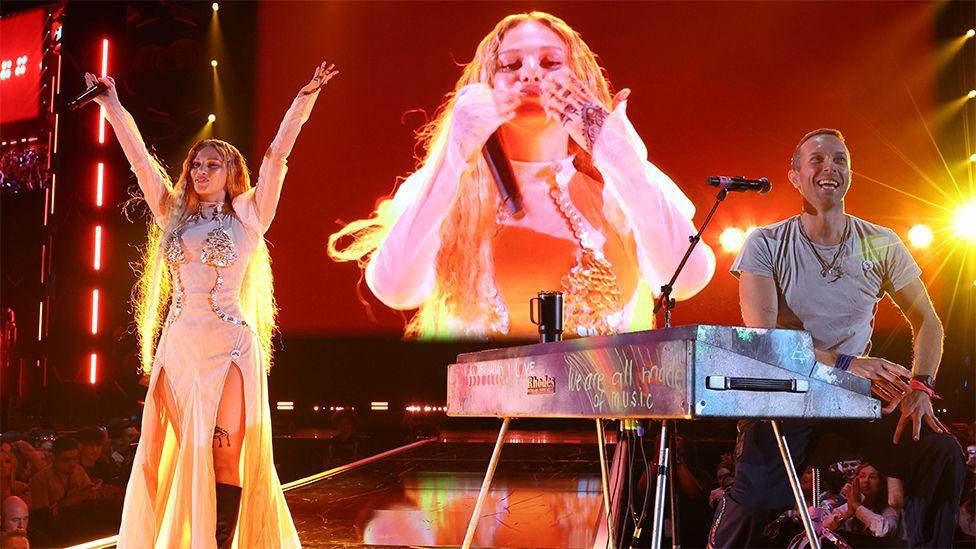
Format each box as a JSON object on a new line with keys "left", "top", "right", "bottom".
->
{"left": 67, "top": 82, "right": 108, "bottom": 111}
{"left": 707, "top": 175, "right": 771, "bottom": 194}
{"left": 483, "top": 132, "right": 525, "bottom": 219}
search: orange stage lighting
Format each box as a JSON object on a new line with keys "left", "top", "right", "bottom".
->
{"left": 719, "top": 227, "right": 747, "bottom": 253}
{"left": 953, "top": 202, "right": 976, "bottom": 241}
{"left": 907, "top": 224, "right": 933, "bottom": 249}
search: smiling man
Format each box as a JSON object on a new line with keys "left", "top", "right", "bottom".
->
{"left": 707, "top": 129, "right": 965, "bottom": 547}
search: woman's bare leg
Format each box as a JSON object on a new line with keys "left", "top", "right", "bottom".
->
{"left": 213, "top": 364, "right": 245, "bottom": 486}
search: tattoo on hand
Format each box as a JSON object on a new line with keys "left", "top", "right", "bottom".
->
{"left": 214, "top": 426, "right": 231, "bottom": 448}
{"left": 580, "top": 103, "right": 607, "bottom": 151}
{"left": 560, "top": 104, "right": 578, "bottom": 124}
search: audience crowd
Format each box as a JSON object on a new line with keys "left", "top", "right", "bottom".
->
{"left": 0, "top": 414, "right": 972, "bottom": 548}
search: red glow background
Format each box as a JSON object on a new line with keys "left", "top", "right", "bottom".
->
{"left": 253, "top": 2, "right": 946, "bottom": 336}
{"left": 0, "top": 7, "right": 43, "bottom": 124}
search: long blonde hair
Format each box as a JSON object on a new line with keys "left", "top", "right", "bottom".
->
{"left": 328, "top": 11, "right": 612, "bottom": 338}
{"left": 133, "top": 139, "right": 277, "bottom": 375}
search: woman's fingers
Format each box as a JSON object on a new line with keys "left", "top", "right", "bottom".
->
{"left": 612, "top": 88, "right": 631, "bottom": 109}
{"left": 552, "top": 73, "right": 593, "bottom": 106}
{"left": 541, "top": 83, "right": 582, "bottom": 115}
{"left": 492, "top": 90, "right": 521, "bottom": 117}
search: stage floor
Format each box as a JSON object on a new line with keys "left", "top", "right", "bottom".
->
{"left": 285, "top": 430, "right": 608, "bottom": 548}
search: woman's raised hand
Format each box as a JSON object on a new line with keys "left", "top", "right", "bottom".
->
{"left": 540, "top": 70, "right": 612, "bottom": 153}
{"left": 300, "top": 61, "right": 339, "bottom": 96}
{"left": 83, "top": 72, "right": 120, "bottom": 108}
{"left": 450, "top": 83, "right": 519, "bottom": 161}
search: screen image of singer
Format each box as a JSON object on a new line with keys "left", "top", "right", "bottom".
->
{"left": 0, "top": 6, "right": 44, "bottom": 125}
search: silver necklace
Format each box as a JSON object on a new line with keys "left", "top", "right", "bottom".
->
{"left": 797, "top": 216, "right": 850, "bottom": 281}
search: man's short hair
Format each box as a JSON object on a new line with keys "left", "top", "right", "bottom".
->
{"left": 791, "top": 128, "right": 846, "bottom": 170}
{"left": 76, "top": 426, "right": 106, "bottom": 446}
{"left": 52, "top": 436, "right": 79, "bottom": 457}
{"left": 105, "top": 419, "right": 127, "bottom": 440}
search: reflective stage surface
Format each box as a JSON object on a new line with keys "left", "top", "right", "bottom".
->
{"left": 286, "top": 431, "right": 607, "bottom": 548}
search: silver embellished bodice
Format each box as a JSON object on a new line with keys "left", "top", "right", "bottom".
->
{"left": 164, "top": 201, "right": 251, "bottom": 327}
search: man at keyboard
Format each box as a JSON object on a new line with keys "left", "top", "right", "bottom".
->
{"left": 707, "top": 129, "right": 965, "bottom": 548}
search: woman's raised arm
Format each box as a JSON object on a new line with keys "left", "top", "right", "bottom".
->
{"left": 237, "top": 62, "right": 338, "bottom": 232}
{"left": 86, "top": 73, "right": 172, "bottom": 223}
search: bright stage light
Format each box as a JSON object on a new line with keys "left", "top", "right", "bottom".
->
{"left": 719, "top": 227, "right": 746, "bottom": 253}
{"left": 91, "top": 289, "right": 100, "bottom": 334}
{"left": 969, "top": 90, "right": 976, "bottom": 99}
{"left": 212, "top": 2, "right": 219, "bottom": 11}
{"left": 94, "top": 225, "right": 102, "bottom": 270}
{"left": 907, "top": 224, "right": 933, "bottom": 249}
{"left": 211, "top": 59, "right": 218, "bottom": 68}
{"left": 208, "top": 113, "right": 216, "bottom": 123}
{"left": 967, "top": 29, "right": 976, "bottom": 39}
{"left": 96, "top": 162, "right": 104, "bottom": 206}
{"left": 970, "top": 153, "right": 976, "bottom": 163}
{"left": 952, "top": 202, "right": 976, "bottom": 241}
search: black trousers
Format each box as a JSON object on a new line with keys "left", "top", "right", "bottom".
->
{"left": 707, "top": 415, "right": 965, "bottom": 548}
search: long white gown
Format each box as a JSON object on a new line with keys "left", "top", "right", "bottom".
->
{"left": 115, "top": 92, "right": 316, "bottom": 548}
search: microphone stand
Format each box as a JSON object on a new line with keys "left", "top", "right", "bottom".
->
{"left": 653, "top": 187, "right": 728, "bottom": 329}
{"left": 643, "top": 187, "right": 728, "bottom": 549}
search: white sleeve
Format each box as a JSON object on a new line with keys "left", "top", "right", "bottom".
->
{"left": 854, "top": 505, "right": 899, "bottom": 538}
{"left": 104, "top": 104, "right": 173, "bottom": 227}
{"left": 365, "top": 137, "right": 472, "bottom": 310}
{"left": 233, "top": 91, "right": 319, "bottom": 233}
{"left": 591, "top": 101, "right": 715, "bottom": 300}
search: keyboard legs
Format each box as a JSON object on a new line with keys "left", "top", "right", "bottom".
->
{"left": 770, "top": 419, "right": 821, "bottom": 549}
{"left": 650, "top": 420, "right": 671, "bottom": 549}
{"left": 596, "top": 419, "right": 616, "bottom": 548}
{"left": 462, "top": 417, "right": 511, "bottom": 549}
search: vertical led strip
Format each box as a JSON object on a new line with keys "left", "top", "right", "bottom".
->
{"left": 91, "top": 289, "right": 100, "bottom": 334}
{"left": 98, "top": 39, "right": 108, "bottom": 144}
{"left": 87, "top": 40, "right": 110, "bottom": 386}
{"left": 96, "top": 163, "right": 104, "bottom": 206}
{"left": 37, "top": 302, "right": 44, "bottom": 341}
{"left": 93, "top": 226, "right": 102, "bottom": 270}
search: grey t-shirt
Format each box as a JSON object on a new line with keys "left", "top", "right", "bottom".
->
{"left": 730, "top": 215, "right": 921, "bottom": 356}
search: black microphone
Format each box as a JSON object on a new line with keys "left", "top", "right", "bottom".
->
{"left": 707, "top": 175, "right": 771, "bottom": 194}
{"left": 67, "top": 82, "right": 108, "bottom": 111}
{"left": 483, "top": 132, "right": 525, "bottom": 219}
